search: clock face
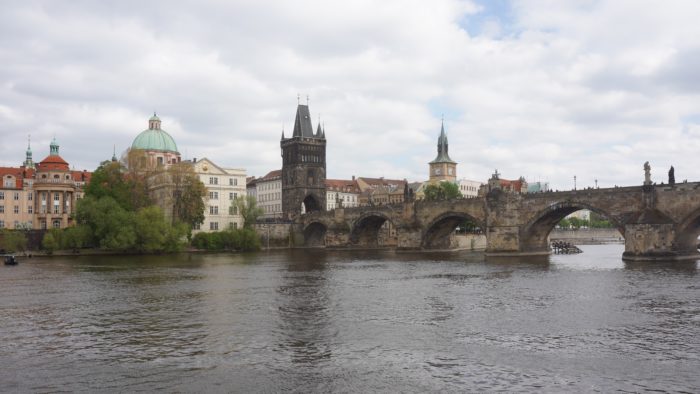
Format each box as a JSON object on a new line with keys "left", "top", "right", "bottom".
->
{"left": 435, "top": 168, "right": 441, "bottom": 175}
{"left": 448, "top": 168, "right": 453, "bottom": 175}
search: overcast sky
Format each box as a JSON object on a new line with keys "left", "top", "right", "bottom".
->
{"left": 2, "top": 0, "right": 699, "bottom": 190}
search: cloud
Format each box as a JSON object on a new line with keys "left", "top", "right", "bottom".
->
{"left": 0, "top": 0, "right": 699, "bottom": 191}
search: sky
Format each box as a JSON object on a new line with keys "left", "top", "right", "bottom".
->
{"left": 1, "top": 0, "right": 700, "bottom": 190}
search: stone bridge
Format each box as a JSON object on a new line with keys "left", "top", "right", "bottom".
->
{"left": 298, "top": 182, "right": 700, "bottom": 261}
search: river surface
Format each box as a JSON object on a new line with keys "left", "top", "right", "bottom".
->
{"left": 1, "top": 245, "right": 699, "bottom": 393}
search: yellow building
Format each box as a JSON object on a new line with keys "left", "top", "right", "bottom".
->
{"left": 0, "top": 138, "right": 90, "bottom": 230}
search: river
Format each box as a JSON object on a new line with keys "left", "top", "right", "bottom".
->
{"left": 1, "top": 245, "right": 698, "bottom": 392}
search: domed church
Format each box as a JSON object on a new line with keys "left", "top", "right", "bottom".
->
{"left": 130, "top": 113, "right": 181, "bottom": 166}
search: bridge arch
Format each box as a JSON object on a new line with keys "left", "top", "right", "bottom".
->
{"left": 521, "top": 201, "right": 624, "bottom": 252}
{"left": 350, "top": 212, "right": 395, "bottom": 247}
{"left": 302, "top": 194, "right": 323, "bottom": 214}
{"left": 674, "top": 206, "right": 700, "bottom": 254}
{"left": 303, "top": 222, "right": 327, "bottom": 247}
{"left": 422, "top": 211, "right": 485, "bottom": 249}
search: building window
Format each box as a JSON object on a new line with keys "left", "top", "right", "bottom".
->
{"left": 0, "top": 206, "right": 3, "bottom": 213}
{"left": 14, "top": 221, "right": 19, "bottom": 229}
{"left": 231, "top": 206, "right": 238, "bottom": 215}
{"left": 54, "top": 205, "right": 60, "bottom": 214}
{"left": 209, "top": 177, "right": 218, "bottom": 185}
{"left": 54, "top": 193, "right": 60, "bottom": 201}
{"left": 14, "top": 192, "right": 19, "bottom": 200}
{"left": 233, "top": 222, "right": 238, "bottom": 229}
{"left": 209, "top": 222, "right": 219, "bottom": 230}
{"left": 52, "top": 219, "right": 61, "bottom": 229}
{"left": 209, "top": 191, "right": 218, "bottom": 200}
{"left": 157, "top": 157, "right": 164, "bottom": 165}
{"left": 13, "top": 205, "right": 19, "bottom": 214}
{"left": 229, "top": 178, "right": 233, "bottom": 186}
{"left": 234, "top": 178, "right": 238, "bottom": 186}
{"left": 0, "top": 191, "right": 3, "bottom": 200}
{"left": 28, "top": 192, "right": 33, "bottom": 201}
{"left": 28, "top": 206, "right": 33, "bottom": 214}
{"left": 0, "top": 220, "right": 4, "bottom": 228}
{"left": 193, "top": 223, "right": 201, "bottom": 230}
{"left": 209, "top": 206, "right": 219, "bottom": 215}
{"left": 229, "top": 192, "right": 234, "bottom": 200}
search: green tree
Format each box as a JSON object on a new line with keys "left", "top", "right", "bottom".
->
{"left": 0, "top": 229, "right": 28, "bottom": 253}
{"left": 232, "top": 195, "right": 264, "bottom": 228}
{"left": 423, "top": 182, "right": 462, "bottom": 201}
{"left": 41, "top": 231, "right": 59, "bottom": 254}
{"left": 134, "top": 205, "right": 169, "bottom": 252}
{"left": 168, "top": 163, "right": 206, "bottom": 229}
{"left": 75, "top": 196, "right": 137, "bottom": 250}
{"left": 62, "top": 225, "right": 92, "bottom": 250}
{"left": 85, "top": 160, "right": 151, "bottom": 211}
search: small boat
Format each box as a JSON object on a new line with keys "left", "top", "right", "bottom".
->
{"left": 3, "top": 255, "right": 19, "bottom": 265}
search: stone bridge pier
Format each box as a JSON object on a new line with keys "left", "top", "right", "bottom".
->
{"left": 296, "top": 182, "right": 700, "bottom": 262}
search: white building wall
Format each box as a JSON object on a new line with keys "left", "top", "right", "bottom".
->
{"left": 257, "top": 178, "right": 282, "bottom": 219}
{"left": 458, "top": 179, "right": 483, "bottom": 198}
{"left": 192, "top": 158, "right": 246, "bottom": 232}
{"left": 326, "top": 190, "right": 360, "bottom": 210}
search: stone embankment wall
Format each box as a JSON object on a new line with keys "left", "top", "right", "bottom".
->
{"left": 253, "top": 222, "right": 300, "bottom": 248}
{"left": 454, "top": 234, "right": 487, "bottom": 251}
{"left": 549, "top": 228, "right": 623, "bottom": 245}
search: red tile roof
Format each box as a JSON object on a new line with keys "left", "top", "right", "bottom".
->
{"left": 37, "top": 154, "right": 70, "bottom": 171}
{"left": 325, "top": 179, "right": 360, "bottom": 193}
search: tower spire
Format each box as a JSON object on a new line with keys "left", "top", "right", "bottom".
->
{"left": 112, "top": 144, "right": 117, "bottom": 162}
{"left": 23, "top": 134, "right": 34, "bottom": 169}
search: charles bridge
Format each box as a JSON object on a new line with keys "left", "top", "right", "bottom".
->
{"left": 294, "top": 182, "right": 700, "bottom": 261}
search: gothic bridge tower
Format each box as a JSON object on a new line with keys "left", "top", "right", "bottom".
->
{"left": 281, "top": 103, "right": 327, "bottom": 219}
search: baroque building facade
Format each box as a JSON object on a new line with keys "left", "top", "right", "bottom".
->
{"left": 0, "top": 138, "right": 91, "bottom": 230}
{"left": 129, "top": 114, "right": 247, "bottom": 232}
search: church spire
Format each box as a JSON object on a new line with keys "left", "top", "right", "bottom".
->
{"left": 430, "top": 120, "right": 454, "bottom": 164}
{"left": 111, "top": 145, "right": 118, "bottom": 162}
{"left": 23, "top": 134, "right": 34, "bottom": 169}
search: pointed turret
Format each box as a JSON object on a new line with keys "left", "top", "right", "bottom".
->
{"left": 292, "top": 104, "right": 316, "bottom": 138}
{"left": 281, "top": 127, "right": 285, "bottom": 141}
{"left": 316, "top": 122, "right": 323, "bottom": 137}
{"left": 429, "top": 120, "right": 455, "bottom": 164}
{"left": 23, "top": 135, "right": 35, "bottom": 169}
{"left": 111, "top": 145, "right": 118, "bottom": 162}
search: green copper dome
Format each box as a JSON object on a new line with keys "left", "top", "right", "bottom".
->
{"left": 131, "top": 129, "right": 179, "bottom": 153}
{"left": 131, "top": 114, "right": 179, "bottom": 153}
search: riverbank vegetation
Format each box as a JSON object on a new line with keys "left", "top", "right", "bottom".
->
{"left": 191, "top": 228, "right": 261, "bottom": 251}
{"left": 0, "top": 229, "right": 28, "bottom": 253}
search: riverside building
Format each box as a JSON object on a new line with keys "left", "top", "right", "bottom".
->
{"left": 0, "top": 137, "right": 91, "bottom": 230}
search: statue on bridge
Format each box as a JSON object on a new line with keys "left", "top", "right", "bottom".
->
{"left": 668, "top": 166, "right": 675, "bottom": 186}
{"left": 643, "top": 161, "right": 651, "bottom": 185}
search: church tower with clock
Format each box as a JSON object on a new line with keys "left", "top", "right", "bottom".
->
{"left": 428, "top": 121, "right": 457, "bottom": 183}
{"left": 281, "top": 102, "right": 327, "bottom": 219}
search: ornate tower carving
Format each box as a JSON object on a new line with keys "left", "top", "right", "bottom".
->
{"left": 281, "top": 103, "right": 327, "bottom": 219}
